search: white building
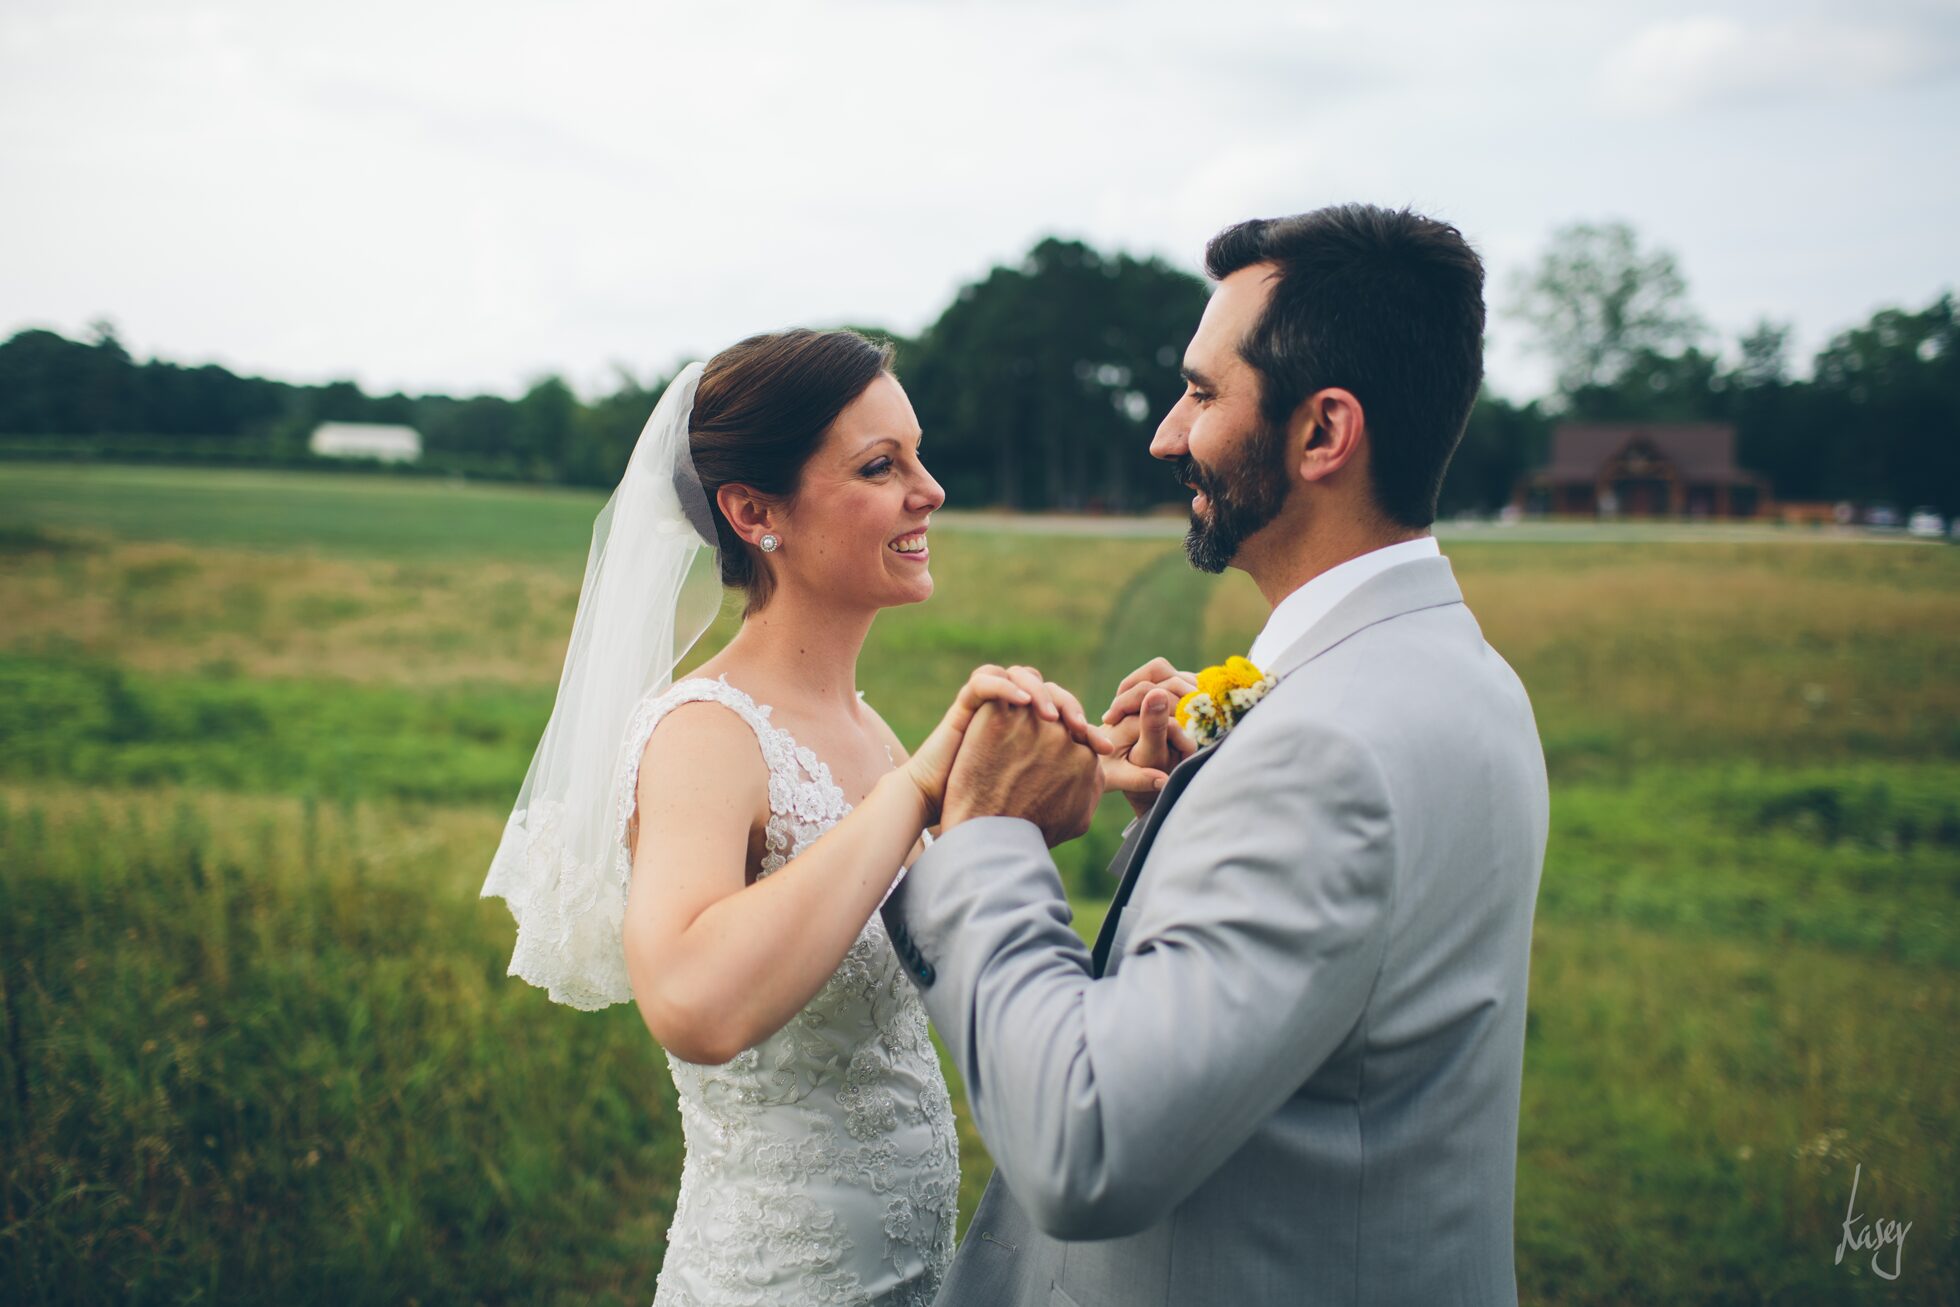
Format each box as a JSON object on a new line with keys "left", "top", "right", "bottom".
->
{"left": 309, "top": 421, "right": 422, "bottom": 463}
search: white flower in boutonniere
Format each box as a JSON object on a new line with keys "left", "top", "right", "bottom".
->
{"left": 1174, "top": 655, "right": 1277, "bottom": 750}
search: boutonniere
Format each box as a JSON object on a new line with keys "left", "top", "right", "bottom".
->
{"left": 1174, "top": 656, "right": 1277, "bottom": 750}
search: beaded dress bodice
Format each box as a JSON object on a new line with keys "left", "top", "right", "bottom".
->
{"left": 614, "top": 675, "right": 958, "bottom": 1307}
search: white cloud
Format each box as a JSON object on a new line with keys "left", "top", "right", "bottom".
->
{"left": 1599, "top": 13, "right": 1959, "bottom": 117}
{"left": 1, "top": 0, "right": 1955, "bottom": 402}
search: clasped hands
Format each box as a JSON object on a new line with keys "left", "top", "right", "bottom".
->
{"left": 903, "top": 658, "right": 1199, "bottom": 848}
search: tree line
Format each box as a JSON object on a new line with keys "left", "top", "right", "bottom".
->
{"left": 2, "top": 226, "right": 1954, "bottom": 515}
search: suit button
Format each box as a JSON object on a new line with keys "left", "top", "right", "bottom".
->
{"left": 917, "top": 961, "right": 936, "bottom": 984}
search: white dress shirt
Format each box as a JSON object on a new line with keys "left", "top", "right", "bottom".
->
{"left": 1245, "top": 535, "right": 1442, "bottom": 673}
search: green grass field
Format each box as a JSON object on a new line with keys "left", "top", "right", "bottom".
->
{"left": 2, "top": 463, "right": 1956, "bottom": 1304}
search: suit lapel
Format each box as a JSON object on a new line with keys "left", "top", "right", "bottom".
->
{"left": 1090, "top": 740, "right": 1221, "bottom": 976}
{"left": 1086, "top": 554, "right": 1466, "bottom": 979}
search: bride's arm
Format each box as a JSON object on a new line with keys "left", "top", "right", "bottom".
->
{"left": 624, "top": 666, "right": 1105, "bottom": 1065}
{"left": 621, "top": 702, "right": 931, "bottom": 1065}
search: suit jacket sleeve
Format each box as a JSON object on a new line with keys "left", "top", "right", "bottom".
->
{"left": 879, "top": 715, "right": 1397, "bottom": 1240}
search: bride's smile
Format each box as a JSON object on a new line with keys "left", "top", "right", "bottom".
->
{"left": 757, "top": 370, "right": 944, "bottom": 611}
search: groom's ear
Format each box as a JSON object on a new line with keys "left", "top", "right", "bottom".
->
{"left": 716, "top": 483, "right": 777, "bottom": 545}
{"left": 1293, "top": 387, "right": 1367, "bottom": 486}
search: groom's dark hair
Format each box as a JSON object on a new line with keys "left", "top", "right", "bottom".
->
{"left": 1205, "top": 205, "right": 1485, "bottom": 530}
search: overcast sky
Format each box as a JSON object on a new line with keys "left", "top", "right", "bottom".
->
{"left": 4, "top": 0, "right": 1956, "bottom": 404}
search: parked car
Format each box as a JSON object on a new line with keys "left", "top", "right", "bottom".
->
{"left": 1863, "top": 503, "right": 1902, "bottom": 530}
{"left": 1907, "top": 507, "right": 1946, "bottom": 538}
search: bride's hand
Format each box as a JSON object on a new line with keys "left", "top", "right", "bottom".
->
{"left": 902, "top": 665, "right": 1114, "bottom": 823}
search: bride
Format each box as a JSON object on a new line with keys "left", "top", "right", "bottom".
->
{"left": 482, "top": 328, "right": 1152, "bottom": 1306}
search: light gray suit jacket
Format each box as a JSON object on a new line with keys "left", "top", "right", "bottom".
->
{"left": 879, "top": 553, "right": 1550, "bottom": 1307}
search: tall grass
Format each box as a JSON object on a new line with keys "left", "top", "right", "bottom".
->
{"left": 6, "top": 769, "right": 1951, "bottom": 1304}
{"left": 0, "top": 788, "right": 683, "bottom": 1305}
{"left": 1209, "top": 540, "right": 1960, "bottom": 775}
{"left": 0, "top": 463, "right": 609, "bottom": 563}
{"left": 1519, "top": 917, "right": 1957, "bottom": 1305}
{"left": 2, "top": 465, "right": 1956, "bottom": 1302}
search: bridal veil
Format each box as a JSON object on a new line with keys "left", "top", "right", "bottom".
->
{"left": 481, "top": 361, "right": 723, "bottom": 1009}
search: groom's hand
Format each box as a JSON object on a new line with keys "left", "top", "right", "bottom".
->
{"left": 1105, "top": 688, "right": 1190, "bottom": 819}
{"left": 941, "top": 701, "right": 1102, "bottom": 848}
{"left": 1101, "top": 659, "right": 1196, "bottom": 818}
{"left": 1101, "top": 657, "right": 1198, "bottom": 728}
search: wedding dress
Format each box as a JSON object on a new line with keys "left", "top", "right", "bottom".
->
{"left": 614, "top": 674, "right": 960, "bottom": 1307}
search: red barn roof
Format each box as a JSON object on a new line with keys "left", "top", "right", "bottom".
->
{"left": 1541, "top": 423, "right": 1744, "bottom": 482}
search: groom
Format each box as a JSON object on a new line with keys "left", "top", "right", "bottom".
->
{"left": 880, "top": 204, "right": 1550, "bottom": 1306}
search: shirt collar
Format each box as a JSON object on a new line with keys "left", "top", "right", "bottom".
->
{"left": 1246, "top": 536, "right": 1442, "bottom": 673}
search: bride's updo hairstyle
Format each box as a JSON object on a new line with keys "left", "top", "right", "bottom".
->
{"left": 688, "top": 327, "right": 896, "bottom": 615}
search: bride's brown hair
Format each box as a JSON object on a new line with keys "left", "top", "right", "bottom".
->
{"left": 688, "top": 328, "right": 896, "bottom": 614}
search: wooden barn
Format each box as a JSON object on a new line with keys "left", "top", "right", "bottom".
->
{"left": 1513, "top": 422, "right": 1773, "bottom": 520}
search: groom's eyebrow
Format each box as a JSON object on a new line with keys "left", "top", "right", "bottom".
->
{"left": 1181, "top": 364, "right": 1218, "bottom": 390}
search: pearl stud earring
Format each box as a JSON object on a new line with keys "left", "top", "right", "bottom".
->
{"left": 759, "top": 533, "right": 780, "bottom": 553}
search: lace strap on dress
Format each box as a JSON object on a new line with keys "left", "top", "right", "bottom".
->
{"left": 610, "top": 676, "right": 799, "bottom": 877}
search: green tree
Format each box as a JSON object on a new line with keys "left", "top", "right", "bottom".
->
{"left": 311, "top": 380, "right": 370, "bottom": 423}
{"left": 511, "top": 376, "right": 578, "bottom": 481}
{"left": 1437, "top": 392, "right": 1553, "bottom": 516}
{"left": 1509, "top": 221, "right": 1705, "bottom": 399}
{"left": 899, "top": 238, "right": 1207, "bottom": 511}
{"left": 0, "top": 324, "right": 141, "bottom": 434}
{"left": 1734, "top": 319, "right": 1793, "bottom": 389}
{"left": 563, "top": 367, "right": 668, "bottom": 488}
{"left": 1808, "top": 293, "right": 1959, "bottom": 511}
{"left": 1567, "top": 346, "right": 1725, "bottom": 423}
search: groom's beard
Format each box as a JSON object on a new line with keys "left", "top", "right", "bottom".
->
{"left": 1179, "top": 415, "right": 1291, "bottom": 574}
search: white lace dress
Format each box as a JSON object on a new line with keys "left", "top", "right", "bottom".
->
{"left": 614, "top": 675, "right": 960, "bottom": 1307}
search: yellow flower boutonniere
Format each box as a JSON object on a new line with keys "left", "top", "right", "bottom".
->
{"left": 1174, "top": 655, "right": 1277, "bottom": 750}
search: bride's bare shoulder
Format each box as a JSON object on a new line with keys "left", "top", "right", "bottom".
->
{"left": 624, "top": 688, "right": 771, "bottom": 872}
{"left": 637, "top": 690, "right": 771, "bottom": 811}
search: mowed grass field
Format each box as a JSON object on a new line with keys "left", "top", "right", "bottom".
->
{"left": 2, "top": 462, "right": 1956, "bottom": 1305}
